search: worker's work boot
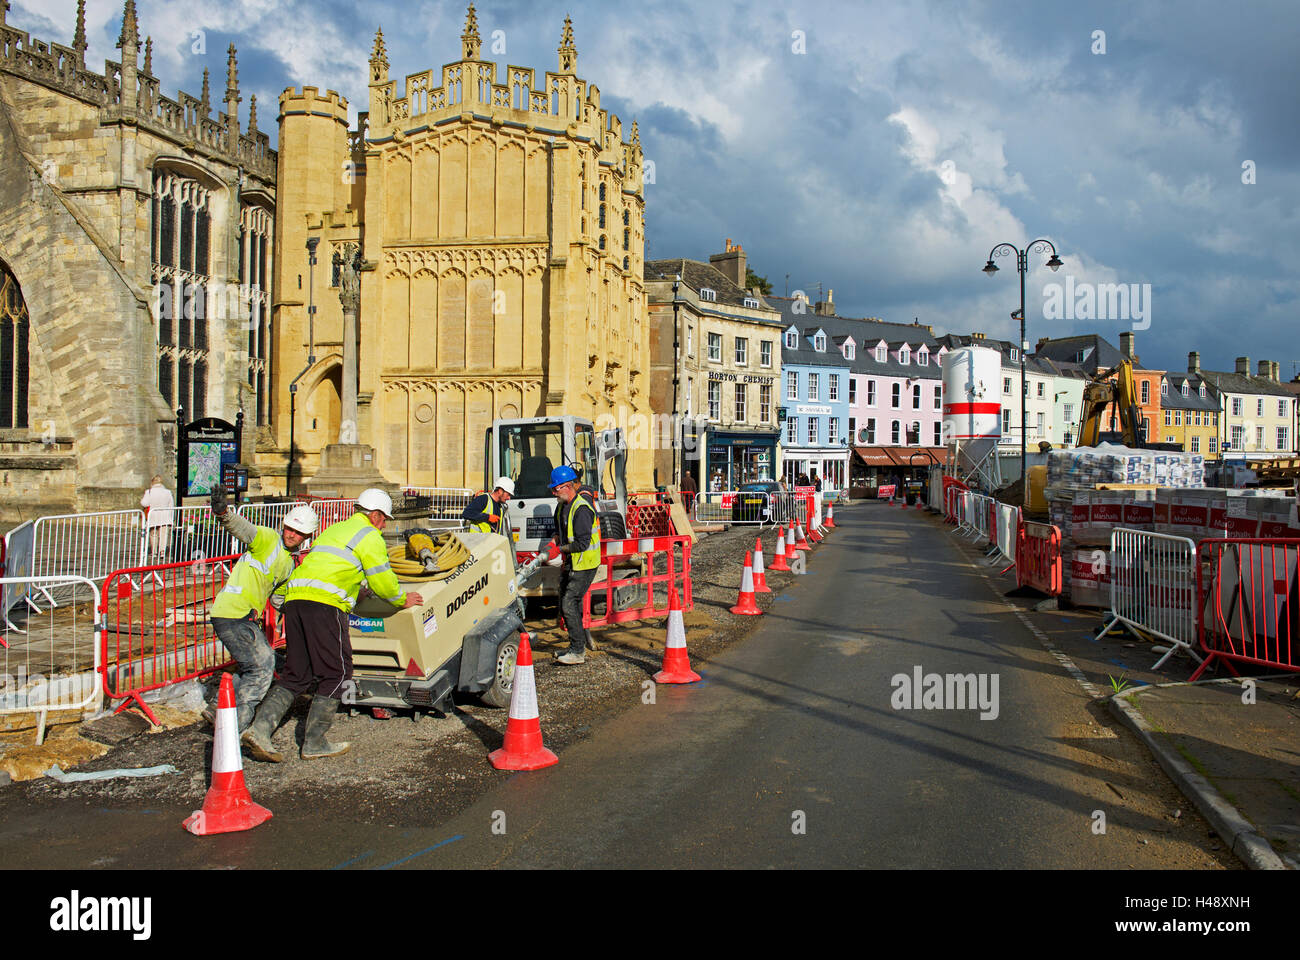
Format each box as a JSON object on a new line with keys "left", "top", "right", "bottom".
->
{"left": 240, "top": 685, "right": 295, "bottom": 763}
{"left": 301, "top": 696, "right": 351, "bottom": 759}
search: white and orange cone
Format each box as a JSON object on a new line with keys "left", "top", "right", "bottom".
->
{"left": 768, "top": 524, "right": 791, "bottom": 572}
{"left": 794, "top": 519, "right": 811, "bottom": 551}
{"left": 489, "top": 633, "right": 558, "bottom": 771}
{"left": 654, "top": 587, "right": 701, "bottom": 684}
{"left": 825, "top": 502, "right": 837, "bottom": 528}
{"left": 752, "top": 536, "right": 771, "bottom": 593}
{"left": 183, "top": 672, "right": 272, "bottom": 836}
{"left": 786, "top": 523, "right": 799, "bottom": 556}
{"left": 729, "top": 553, "right": 764, "bottom": 615}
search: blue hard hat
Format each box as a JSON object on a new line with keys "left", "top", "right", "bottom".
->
{"left": 549, "top": 465, "right": 579, "bottom": 489}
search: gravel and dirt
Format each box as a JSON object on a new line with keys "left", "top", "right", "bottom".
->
{"left": 1, "top": 520, "right": 796, "bottom": 826}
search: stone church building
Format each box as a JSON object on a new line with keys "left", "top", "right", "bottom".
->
{"left": 268, "top": 6, "right": 654, "bottom": 493}
{"left": 0, "top": 0, "right": 275, "bottom": 520}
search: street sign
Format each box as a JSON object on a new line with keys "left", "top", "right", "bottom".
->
{"left": 177, "top": 414, "right": 242, "bottom": 500}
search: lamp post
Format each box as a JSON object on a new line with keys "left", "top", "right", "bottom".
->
{"left": 671, "top": 274, "right": 682, "bottom": 485}
{"left": 287, "top": 237, "right": 320, "bottom": 496}
{"left": 982, "top": 239, "right": 1063, "bottom": 483}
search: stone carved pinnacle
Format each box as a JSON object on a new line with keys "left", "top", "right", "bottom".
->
{"left": 117, "top": 0, "right": 140, "bottom": 55}
{"left": 558, "top": 14, "right": 577, "bottom": 73}
{"left": 200, "top": 68, "right": 211, "bottom": 113}
{"left": 225, "top": 43, "right": 240, "bottom": 104}
{"left": 370, "top": 26, "right": 388, "bottom": 68}
{"left": 143, "top": 36, "right": 153, "bottom": 75}
{"left": 73, "top": 0, "right": 88, "bottom": 55}
{"left": 248, "top": 94, "right": 258, "bottom": 133}
{"left": 461, "top": 3, "right": 481, "bottom": 60}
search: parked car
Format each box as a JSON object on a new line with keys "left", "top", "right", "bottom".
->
{"left": 731, "top": 480, "right": 790, "bottom": 524}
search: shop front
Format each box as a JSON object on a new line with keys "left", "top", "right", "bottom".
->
{"left": 780, "top": 447, "right": 849, "bottom": 492}
{"left": 850, "top": 446, "right": 949, "bottom": 498}
{"left": 704, "top": 428, "right": 779, "bottom": 491}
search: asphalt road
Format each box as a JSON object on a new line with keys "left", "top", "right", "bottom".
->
{"left": 0, "top": 504, "right": 1227, "bottom": 868}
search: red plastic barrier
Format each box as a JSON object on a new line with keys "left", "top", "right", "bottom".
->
{"left": 582, "top": 534, "right": 692, "bottom": 629}
{"left": 627, "top": 502, "right": 673, "bottom": 538}
{"left": 1016, "top": 522, "right": 1062, "bottom": 596}
{"left": 1192, "top": 538, "right": 1300, "bottom": 681}
{"left": 100, "top": 556, "right": 285, "bottom": 724}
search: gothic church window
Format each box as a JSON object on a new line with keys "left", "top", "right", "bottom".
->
{"left": 0, "top": 261, "right": 30, "bottom": 429}
{"left": 152, "top": 169, "right": 214, "bottom": 419}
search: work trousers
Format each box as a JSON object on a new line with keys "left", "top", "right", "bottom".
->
{"left": 211, "top": 614, "right": 275, "bottom": 731}
{"left": 280, "top": 599, "right": 353, "bottom": 699}
{"left": 558, "top": 565, "right": 597, "bottom": 655}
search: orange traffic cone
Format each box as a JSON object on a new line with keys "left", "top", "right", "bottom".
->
{"left": 768, "top": 525, "right": 791, "bottom": 571}
{"left": 489, "top": 633, "right": 558, "bottom": 771}
{"left": 808, "top": 501, "right": 824, "bottom": 542}
{"left": 729, "top": 553, "right": 764, "bottom": 615}
{"left": 654, "top": 587, "right": 701, "bottom": 684}
{"left": 183, "top": 672, "right": 272, "bottom": 836}
{"left": 752, "top": 536, "right": 771, "bottom": 593}
{"left": 785, "top": 523, "right": 798, "bottom": 557}
{"left": 794, "top": 519, "right": 811, "bottom": 551}
{"left": 825, "top": 502, "right": 837, "bottom": 528}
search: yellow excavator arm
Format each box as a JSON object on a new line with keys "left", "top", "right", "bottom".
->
{"left": 1076, "top": 360, "right": 1144, "bottom": 447}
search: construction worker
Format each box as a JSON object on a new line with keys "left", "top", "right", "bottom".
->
{"left": 242, "top": 488, "right": 423, "bottom": 762}
{"left": 206, "top": 487, "right": 319, "bottom": 732}
{"left": 543, "top": 465, "right": 601, "bottom": 665}
{"left": 462, "top": 476, "right": 514, "bottom": 533}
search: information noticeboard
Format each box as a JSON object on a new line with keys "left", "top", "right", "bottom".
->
{"left": 179, "top": 417, "right": 240, "bottom": 498}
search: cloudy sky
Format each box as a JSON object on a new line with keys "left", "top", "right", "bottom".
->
{"left": 15, "top": 0, "right": 1298, "bottom": 378}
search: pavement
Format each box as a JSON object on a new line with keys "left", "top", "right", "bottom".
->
{"left": 932, "top": 498, "right": 1300, "bottom": 870}
{"left": 1107, "top": 676, "right": 1300, "bottom": 870}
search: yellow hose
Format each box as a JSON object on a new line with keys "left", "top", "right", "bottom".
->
{"left": 387, "top": 531, "right": 473, "bottom": 580}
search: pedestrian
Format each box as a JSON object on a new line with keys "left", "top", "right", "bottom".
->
{"left": 710, "top": 471, "right": 724, "bottom": 493}
{"left": 141, "top": 475, "right": 174, "bottom": 564}
{"left": 891, "top": 472, "right": 902, "bottom": 504}
{"left": 206, "top": 487, "right": 318, "bottom": 732}
{"left": 811, "top": 469, "right": 822, "bottom": 492}
{"left": 242, "top": 488, "right": 423, "bottom": 762}
{"left": 462, "top": 476, "right": 514, "bottom": 533}
{"left": 543, "top": 465, "right": 601, "bottom": 666}
{"left": 680, "top": 469, "right": 697, "bottom": 512}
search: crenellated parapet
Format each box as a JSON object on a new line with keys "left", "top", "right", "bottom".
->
{"left": 0, "top": 2, "right": 275, "bottom": 180}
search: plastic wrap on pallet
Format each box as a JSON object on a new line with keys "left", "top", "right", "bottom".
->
{"left": 1044, "top": 443, "right": 1204, "bottom": 500}
{"left": 1068, "top": 547, "right": 1112, "bottom": 608}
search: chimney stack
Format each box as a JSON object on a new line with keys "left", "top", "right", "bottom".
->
{"left": 708, "top": 238, "right": 746, "bottom": 289}
{"left": 1120, "top": 331, "right": 1135, "bottom": 359}
{"left": 1271, "top": 361, "right": 1281, "bottom": 381}
{"left": 1188, "top": 351, "right": 1200, "bottom": 374}
{"left": 1258, "top": 360, "right": 1270, "bottom": 379}
{"left": 1235, "top": 356, "right": 1251, "bottom": 375}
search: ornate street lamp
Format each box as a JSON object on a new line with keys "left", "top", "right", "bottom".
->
{"left": 982, "top": 239, "right": 1062, "bottom": 483}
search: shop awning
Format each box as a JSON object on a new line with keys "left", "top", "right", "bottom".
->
{"left": 852, "top": 446, "right": 950, "bottom": 467}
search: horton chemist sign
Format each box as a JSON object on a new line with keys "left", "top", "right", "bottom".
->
{"left": 177, "top": 416, "right": 242, "bottom": 498}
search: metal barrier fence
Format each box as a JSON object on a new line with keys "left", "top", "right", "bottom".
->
{"left": 237, "top": 500, "right": 301, "bottom": 530}
{"left": 100, "top": 555, "right": 244, "bottom": 724}
{"left": 693, "top": 491, "right": 770, "bottom": 526}
{"left": 401, "top": 487, "right": 474, "bottom": 529}
{"left": 0, "top": 575, "right": 103, "bottom": 743}
{"left": 994, "top": 502, "right": 1020, "bottom": 567}
{"left": 767, "top": 492, "right": 809, "bottom": 528}
{"left": 30, "top": 510, "right": 147, "bottom": 609}
{"left": 582, "top": 534, "right": 693, "bottom": 629}
{"left": 305, "top": 497, "right": 356, "bottom": 530}
{"left": 1101, "top": 528, "right": 1202, "bottom": 669}
{"left": 1016, "top": 522, "right": 1062, "bottom": 596}
{"left": 1192, "top": 538, "right": 1300, "bottom": 680}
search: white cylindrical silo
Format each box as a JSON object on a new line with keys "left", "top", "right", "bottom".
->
{"left": 942, "top": 346, "right": 1002, "bottom": 481}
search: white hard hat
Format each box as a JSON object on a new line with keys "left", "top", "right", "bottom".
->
{"left": 355, "top": 488, "right": 394, "bottom": 518}
{"left": 493, "top": 476, "right": 515, "bottom": 497}
{"left": 282, "top": 505, "right": 319, "bottom": 536}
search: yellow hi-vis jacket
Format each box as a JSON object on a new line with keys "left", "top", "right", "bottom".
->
{"left": 559, "top": 493, "right": 601, "bottom": 571}
{"left": 210, "top": 525, "right": 293, "bottom": 620}
{"left": 283, "top": 512, "right": 407, "bottom": 611}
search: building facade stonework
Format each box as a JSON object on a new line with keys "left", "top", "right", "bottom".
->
{"left": 266, "top": 7, "right": 652, "bottom": 493}
{"left": 0, "top": 1, "right": 275, "bottom": 521}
